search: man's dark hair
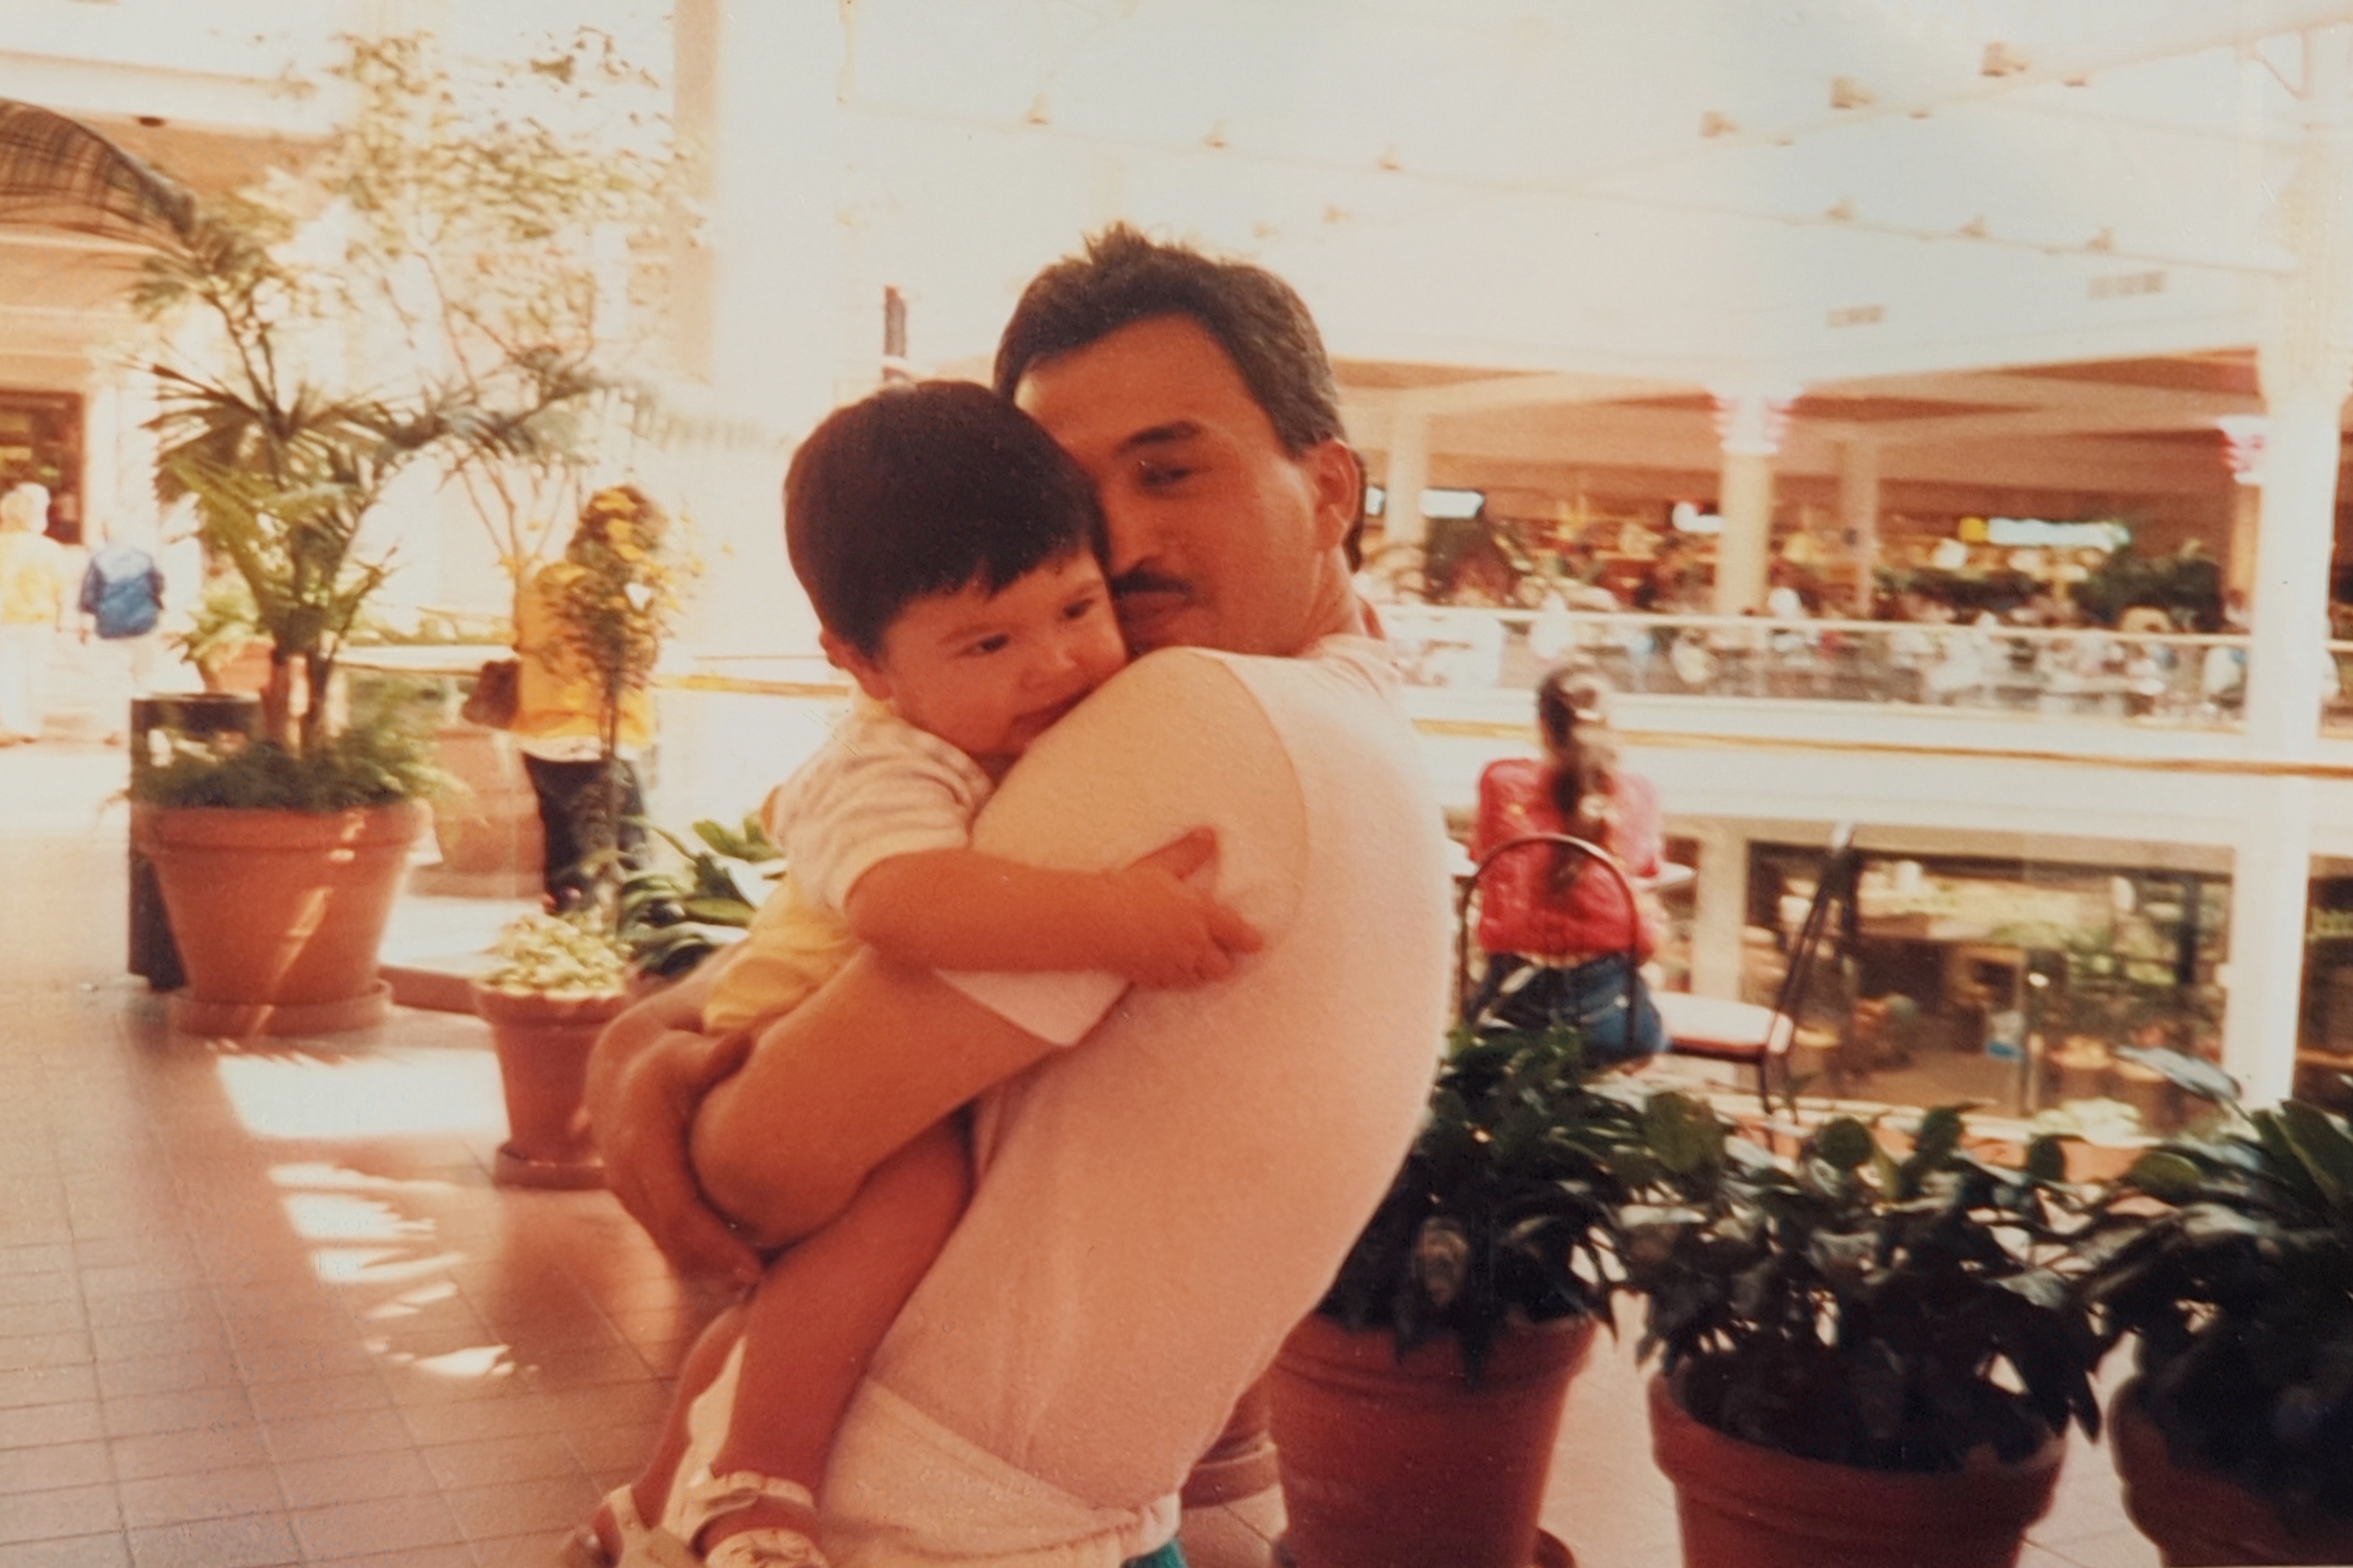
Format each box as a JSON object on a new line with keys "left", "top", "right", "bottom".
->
{"left": 785, "top": 380, "right": 1105, "bottom": 656}
{"left": 994, "top": 225, "right": 1365, "bottom": 565}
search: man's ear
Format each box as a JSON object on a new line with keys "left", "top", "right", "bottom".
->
{"left": 820, "top": 630, "right": 894, "bottom": 704}
{"left": 1302, "top": 438, "right": 1362, "bottom": 554}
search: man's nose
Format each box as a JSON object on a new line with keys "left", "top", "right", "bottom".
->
{"left": 1097, "top": 495, "right": 1152, "bottom": 578}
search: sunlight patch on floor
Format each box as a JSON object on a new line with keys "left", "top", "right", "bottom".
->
{"left": 218, "top": 1046, "right": 504, "bottom": 1139}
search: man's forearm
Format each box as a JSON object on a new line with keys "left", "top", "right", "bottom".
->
{"left": 683, "top": 948, "right": 1056, "bottom": 1243}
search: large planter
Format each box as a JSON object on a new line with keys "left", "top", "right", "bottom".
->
{"left": 1647, "top": 1370, "right": 2061, "bottom": 1568}
{"left": 1267, "top": 1311, "right": 1593, "bottom": 1568}
{"left": 2110, "top": 1378, "right": 2353, "bottom": 1566}
{"left": 132, "top": 799, "right": 428, "bottom": 1036}
{"left": 1181, "top": 1376, "right": 1280, "bottom": 1509}
{"left": 469, "top": 982, "right": 629, "bottom": 1190}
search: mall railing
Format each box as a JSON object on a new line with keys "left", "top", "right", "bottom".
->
{"left": 336, "top": 612, "right": 2353, "bottom": 738}
{"left": 1373, "top": 603, "right": 2344, "bottom": 731}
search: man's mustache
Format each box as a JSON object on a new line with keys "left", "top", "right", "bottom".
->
{"left": 1112, "top": 570, "right": 1188, "bottom": 600}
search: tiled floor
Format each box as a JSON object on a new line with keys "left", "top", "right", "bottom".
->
{"left": 0, "top": 733, "right": 2158, "bottom": 1567}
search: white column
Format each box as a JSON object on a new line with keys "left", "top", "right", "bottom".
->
{"left": 1687, "top": 821, "right": 1751, "bottom": 1001}
{"left": 1382, "top": 405, "right": 1431, "bottom": 553}
{"left": 664, "top": 0, "right": 848, "bottom": 660}
{"left": 1838, "top": 436, "right": 1880, "bottom": 618}
{"left": 2222, "top": 25, "right": 2353, "bottom": 1106}
{"left": 1708, "top": 386, "right": 1796, "bottom": 616}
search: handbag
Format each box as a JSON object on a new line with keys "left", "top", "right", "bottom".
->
{"left": 461, "top": 657, "right": 522, "bottom": 729}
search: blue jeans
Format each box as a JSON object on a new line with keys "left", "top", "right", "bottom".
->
{"left": 1469, "top": 952, "right": 1664, "bottom": 1065}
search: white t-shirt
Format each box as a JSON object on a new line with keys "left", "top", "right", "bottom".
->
{"left": 704, "top": 703, "right": 995, "bottom": 1034}
{"left": 821, "top": 635, "right": 1455, "bottom": 1567}
{"left": 770, "top": 702, "right": 997, "bottom": 915}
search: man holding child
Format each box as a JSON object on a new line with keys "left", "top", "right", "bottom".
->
{"left": 589, "top": 226, "right": 1453, "bottom": 1568}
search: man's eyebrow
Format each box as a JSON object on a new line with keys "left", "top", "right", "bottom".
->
{"left": 1114, "top": 420, "right": 1204, "bottom": 456}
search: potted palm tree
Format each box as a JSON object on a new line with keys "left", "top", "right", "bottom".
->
{"left": 1617, "top": 1099, "right": 2112, "bottom": 1568}
{"left": 2079, "top": 1089, "right": 2353, "bottom": 1565}
{"left": 0, "top": 101, "right": 611, "bottom": 1035}
{"left": 1269, "top": 1020, "right": 1659, "bottom": 1568}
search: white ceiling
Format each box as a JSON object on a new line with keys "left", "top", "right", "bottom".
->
{"left": 5, "top": 0, "right": 2351, "bottom": 511}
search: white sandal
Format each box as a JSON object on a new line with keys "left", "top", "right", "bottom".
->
{"left": 676, "top": 1469, "right": 830, "bottom": 1567}
{"left": 567, "top": 1483, "right": 705, "bottom": 1568}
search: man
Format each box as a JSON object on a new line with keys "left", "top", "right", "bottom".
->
{"left": 589, "top": 226, "right": 1452, "bottom": 1567}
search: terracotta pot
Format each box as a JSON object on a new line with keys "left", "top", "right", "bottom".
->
{"left": 1267, "top": 1311, "right": 1594, "bottom": 1568}
{"left": 1647, "top": 1370, "right": 2061, "bottom": 1568}
{"left": 470, "top": 983, "right": 630, "bottom": 1190}
{"left": 132, "top": 800, "right": 428, "bottom": 1036}
{"left": 430, "top": 723, "right": 545, "bottom": 878}
{"left": 1181, "top": 1376, "right": 1281, "bottom": 1508}
{"left": 2110, "top": 1378, "right": 2353, "bottom": 1565}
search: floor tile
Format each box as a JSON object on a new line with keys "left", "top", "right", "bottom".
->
{"left": 123, "top": 1512, "right": 299, "bottom": 1568}
{"left": 0, "top": 1403, "right": 104, "bottom": 1452}
{"left": 0, "top": 1536, "right": 135, "bottom": 1568}
{"left": 287, "top": 1493, "right": 465, "bottom": 1561}
{"left": 0, "top": 1440, "right": 110, "bottom": 1495}
{"left": 116, "top": 1464, "right": 281, "bottom": 1529}
{"left": 273, "top": 1448, "right": 436, "bottom": 1510}
{"left": 0, "top": 1335, "right": 93, "bottom": 1374}
{"left": 0, "top": 1484, "right": 122, "bottom": 1546}
{"left": 106, "top": 1425, "right": 270, "bottom": 1483}
{"left": 99, "top": 1387, "right": 253, "bottom": 1441}
{"left": 442, "top": 1472, "right": 602, "bottom": 1542}
{"left": 418, "top": 1432, "right": 586, "bottom": 1491}
{"left": 0, "top": 1366, "right": 99, "bottom": 1412}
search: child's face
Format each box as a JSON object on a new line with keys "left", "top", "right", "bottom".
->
{"left": 832, "top": 550, "right": 1127, "bottom": 776}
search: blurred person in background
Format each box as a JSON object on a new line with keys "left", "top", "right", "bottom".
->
{"left": 77, "top": 523, "right": 167, "bottom": 745}
{"left": 0, "top": 483, "right": 68, "bottom": 745}
{"left": 1466, "top": 665, "right": 1667, "bottom": 1063}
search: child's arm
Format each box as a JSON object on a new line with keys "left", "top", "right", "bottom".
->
{"left": 841, "top": 826, "right": 1263, "bottom": 989}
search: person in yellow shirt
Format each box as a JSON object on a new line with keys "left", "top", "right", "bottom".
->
{"left": 0, "top": 483, "right": 69, "bottom": 745}
{"left": 510, "top": 489, "right": 662, "bottom": 909}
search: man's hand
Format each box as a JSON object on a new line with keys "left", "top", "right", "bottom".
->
{"left": 1099, "top": 827, "right": 1264, "bottom": 989}
{"left": 586, "top": 962, "right": 766, "bottom": 1288}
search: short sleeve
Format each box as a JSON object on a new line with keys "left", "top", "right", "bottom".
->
{"left": 774, "top": 710, "right": 994, "bottom": 916}
{"left": 938, "top": 649, "right": 1310, "bottom": 1046}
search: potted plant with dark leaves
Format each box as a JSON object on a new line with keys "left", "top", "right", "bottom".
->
{"left": 1268, "top": 1020, "right": 1659, "bottom": 1568}
{"left": 2079, "top": 1085, "right": 2353, "bottom": 1565}
{"left": 616, "top": 813, "right": 778, "bottom": 982}
{"left": 1618, "top": 1098, "right": 2110, "bottom": 1568}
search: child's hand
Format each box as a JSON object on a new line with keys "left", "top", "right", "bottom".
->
{"left": 1104, "top": 827, "right": 1265, "bottom": 988}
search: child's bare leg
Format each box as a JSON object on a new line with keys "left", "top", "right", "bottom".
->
{"left": 692, "top": 1116, "right": 971, "bottom": 1561}
{"left": 588, "top": 1301, "right": 750, "bottom": 1559}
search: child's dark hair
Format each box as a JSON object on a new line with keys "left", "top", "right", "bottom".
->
{"left": 785, "top": 380, "right": 1105, "bottom": 656}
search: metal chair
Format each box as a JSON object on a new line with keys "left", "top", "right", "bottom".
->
{"left": 1454, "top": 831, "right": 1644, "bottom": 1025}
{"left": 1650, "top": 825, "right": 1862, "bottom": 1110}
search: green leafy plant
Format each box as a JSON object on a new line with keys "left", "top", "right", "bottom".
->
{"left": 618, "top": 814, "right": 779, "bottom": 980}
{"left": 2080, "top": 1094, "right": 2353, "bottom": 1530}
{"left": 1617, "top": 1100, "right": 2109, "bottom": 1472}
{"left": 132, "top": 675, "right": 440, "bottom": 811}
{"left": 1317, "top": 1021, "right": 1661, "bottom": 1382}
{"left": 476, "top": 909, "right": 631, "bottom": 997}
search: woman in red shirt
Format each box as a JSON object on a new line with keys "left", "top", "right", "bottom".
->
{"left": 1466, "top": 667, "right": 1667, "bottom": 1063}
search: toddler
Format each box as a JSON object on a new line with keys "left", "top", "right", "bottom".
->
{"left": 584, "top": 380, "right": 1259, "bottom": 1567}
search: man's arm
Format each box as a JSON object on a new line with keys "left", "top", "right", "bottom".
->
{"left": 688, "top": 949, "right": 1054, "bottom": 1246}
{"left": 587, "top": 949, "right": 768, "bottom": 1284}
{"left": 842, "top": 829, "right": 1260, "bottom": 988}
